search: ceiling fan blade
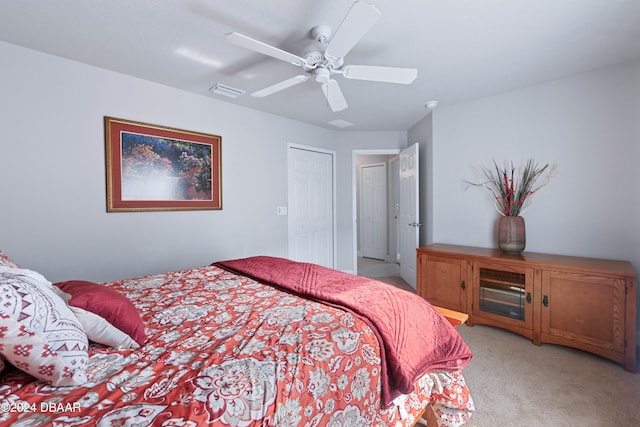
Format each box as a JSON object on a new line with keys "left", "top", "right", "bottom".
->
{"left": 225, "top": 32, "right": 307, "bottom": 66}
{"left": 321, "top": 79, "right": 348, "bottom": 112}
{"left": 252, "top": 75, "right": 309, "bottom": 97}
{"left": 342, "top": 65, "right": 418, "bottom": 84}
{"left": 325, "top": 1, "right": 381, "bottom": 60}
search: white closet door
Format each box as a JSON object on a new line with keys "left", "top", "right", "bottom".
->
{"left": 360, "top": 163, "right": 387, "bottom": 260}
{"left": 287, "top": 145, "right": 335, "bottom": 268}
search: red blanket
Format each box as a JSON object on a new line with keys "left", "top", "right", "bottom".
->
{"left": 214, "top": 256, "right": 472, "bottom": 407}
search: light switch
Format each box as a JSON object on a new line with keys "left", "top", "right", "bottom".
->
{"left": 276, "top": 206, "right": 288, "bottom": 216}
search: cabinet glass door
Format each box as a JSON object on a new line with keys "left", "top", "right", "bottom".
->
{"left": 479, "top": 268, "right": 526, "bottom": 320}
{"left": 472, "top": 262, "right": 534, "bottom": 329}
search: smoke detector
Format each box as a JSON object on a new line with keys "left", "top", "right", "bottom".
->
{"left": 425, "top": 100, "right": 438, "bottom": 110}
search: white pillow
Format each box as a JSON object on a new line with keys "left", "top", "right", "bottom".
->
{"left": 53, "top": 286, "right": 140, "bottom": 349}
{"left": 0, "top": 267, "right": 89, "bottom": 386}
{"left": 0, "top": 249, "right": 20, "bottom": 268}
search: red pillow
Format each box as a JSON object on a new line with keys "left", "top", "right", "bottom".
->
{"left": 54, "top": 280, "right": 146, "bottom": 347}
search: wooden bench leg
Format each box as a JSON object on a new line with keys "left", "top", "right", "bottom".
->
{"left": 413, "top": 405, "right": 438, "bottom": 426}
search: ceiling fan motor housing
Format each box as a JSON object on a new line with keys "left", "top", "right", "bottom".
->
{"left": 302, "top": 49, "right": 325, "bottom": 69}
{"left": 303, "top": 25, "right": 344, "bottom": 72}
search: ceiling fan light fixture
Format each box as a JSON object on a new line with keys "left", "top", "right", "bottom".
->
{"left": 209, "top": 83, "right": 245, "bottom": 98}
{"left": 314, "top": 68, "right": 331, "bottom": 83}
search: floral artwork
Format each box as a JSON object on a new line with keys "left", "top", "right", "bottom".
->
{"left": 120, "top": 133, "right": 212, "bottom": 201}
{"left": 105, "top": 117, "right": 221, "bottom": 211}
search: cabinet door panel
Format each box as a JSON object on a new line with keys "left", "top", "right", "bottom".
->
{"left": 541, "top": 270, "right": 625, "bottom": 352}
{"left": 472, "top": 262, "right": 534, "bottom": 330}
{"left": 418, "top": 255, "right": 467, "bottom": 312}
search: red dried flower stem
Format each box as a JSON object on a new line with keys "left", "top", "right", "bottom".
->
{"left": 466, "top": 158, "right": 552, "bottom": 216}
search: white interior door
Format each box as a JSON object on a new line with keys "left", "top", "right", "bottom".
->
{"left": 399, "top": 143, "right": 419, "bottom": 288}
{"left": 360, "top": 163, "right": 386, "bottom": 260}
{"left": 287, "top": 145, "right": 335, "bottom": 268}
{"left": 389, "top": 156, "right": 400, "bottom": 263}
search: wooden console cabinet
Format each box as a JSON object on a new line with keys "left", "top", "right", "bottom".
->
{"left": 417, "top": 244, "right": 637, "bottom": 373}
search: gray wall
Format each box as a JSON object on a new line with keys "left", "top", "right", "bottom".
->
{"left": 3, "top": 39, "right": 638, "bottom": 340}
{"left": 0, "top": 41, "right": 407, "bottom": 281}
{"left": 410, "top": 60, "right": 640, "bottom": 332}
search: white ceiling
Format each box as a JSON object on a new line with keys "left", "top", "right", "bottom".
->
{"left": 1, "top": 0, "right": 639, "bottom": 131}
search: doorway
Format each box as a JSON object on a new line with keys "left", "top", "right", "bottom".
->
{"left": 353, "top": 149, "right": 399, "bottom": 272}
{"left": 353, "top": 144, "right": 419, "bottom": 288}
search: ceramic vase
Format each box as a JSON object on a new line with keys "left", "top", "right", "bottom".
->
{"left": 498, "top": 215, "right": 526, "bottom": 253}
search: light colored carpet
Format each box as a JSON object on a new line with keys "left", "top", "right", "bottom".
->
{"left": 457, "top": 324, "right": 640, "bottom": 426}
{"left": 357, "top": 258, "right": 640, "bottom": 426}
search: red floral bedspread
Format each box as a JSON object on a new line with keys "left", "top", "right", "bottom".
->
{"left": 215, "top": 256, "right": 473, "bottom": 408}
{"left": 0, "top": 265, "right": 474, "bottom": 426}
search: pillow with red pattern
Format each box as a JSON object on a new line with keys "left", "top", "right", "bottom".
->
{"left": 0, "top": 267, "right": 88, "bottom": 386}
{"left": 0, "top": 249, "right": 20, "bottom": 268}
{"left": 53, "top": 280, "right": 146, "bottom": 349}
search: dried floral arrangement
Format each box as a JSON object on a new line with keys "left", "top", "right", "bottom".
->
{"left": 466, "top": 158, "right": 555, "bottom": 216}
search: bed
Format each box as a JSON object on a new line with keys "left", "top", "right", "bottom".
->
{"left": 0, "top": 250, "right": 474, "bottom": 426}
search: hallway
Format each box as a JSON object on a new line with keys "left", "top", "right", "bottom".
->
{"left": 357, "top": 257, "right": 414, "bottom": 292}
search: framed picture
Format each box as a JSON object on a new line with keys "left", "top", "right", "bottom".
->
{"left": 104, "top": 117, "right": 222, "bottom": 212}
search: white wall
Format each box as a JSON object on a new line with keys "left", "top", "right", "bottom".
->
{"left": 0, "top": 41, "right": 342, "bottom": 282}
{"left": 5, "top": 37, "right": 636, "bottom": 311}
{"left": 420, "top": 61, "right": 640, "bottom": 330}
{"left": 0, "top": 42, "right": 407, "bottom": 281}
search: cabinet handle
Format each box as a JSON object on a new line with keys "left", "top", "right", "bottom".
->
{"left": 526, "top": 292, "right": 531, "bottom": 304}
{"left": 543, "top": 295, "right": 549, "bottom": 307}
{"left": 461, "top": 280, "right": 466, "bottom": 290}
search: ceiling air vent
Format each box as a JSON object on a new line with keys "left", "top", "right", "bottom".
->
{"left": 328, "top": 119, "right": 354, "bottom": 128}
{"left": 209, "top": 83, "right": 245, "bottom": 98}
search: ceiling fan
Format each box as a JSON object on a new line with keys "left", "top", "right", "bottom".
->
{"left": 225, "top": 1, "right": 418, "bottom": 112}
